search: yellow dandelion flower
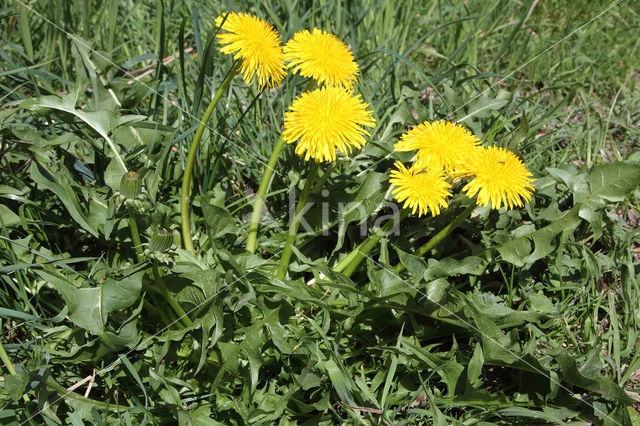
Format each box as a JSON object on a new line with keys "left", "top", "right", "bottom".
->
{"left": 282, "top": 86, "right": 375, "bottom": 162}
{"left": 215, "top": 12, "right": 286, "bottom": 89}
{"left": 461, "top": 146, "right": 535, "bottom": 210}
{"left": 394, "top": 120, "right": 480, "bottom": 174}
{"left": 283, "top": 28, "right": 359, "bottom": 88}
{"left": 389, "top": 161, "right": 451, "bottom": 217}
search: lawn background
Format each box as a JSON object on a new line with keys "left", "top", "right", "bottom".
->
{"left": 1, "top": 0, "right": 640, "bottom": 424}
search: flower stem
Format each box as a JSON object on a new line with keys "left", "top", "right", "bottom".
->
{"left": 0, "top": 339, "right": 30, "bottom": 403}
{"left": 45, "top": 376, "right": 132, "bottom": 410}
{"left": 304, "top": 79, "right": 316, "bottom": 92}
{"left": 0, "top": 340, "right": 17, "bottom": 376}
{"left": 246, "top": 136, "right": 286, "bottom": 253}
{"left": 152, "top": 261, "right": 192, "bottom": 328}
{"left": 332, "top": 242, "right": 364, "bottom": 274}
{"left": 127, "top": 206, "right": 143, "bottom": 263}
{"left": 395, "top": 202, "right": 476, "bottom": 273}
{"left": 246, "top": 80, "right": 316, "bottom": 254}
{"left": 143, "top": 295, "right": 173, "bottom": 327}
{"left": 180, "top": 65, "right": 237, "bottom": 254}
{"left": 339, "top": 210, "right": 407, "bottom": 277}
{"left": 276, "top": 162, "right": 320, "bottom": 279}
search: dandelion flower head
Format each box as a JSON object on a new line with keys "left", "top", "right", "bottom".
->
{"left": 389, "top": 161, "right": 451, "bottom": 217}
{"left": 215, "top": 12, "right": 286, "bottom": 89}
{"left": 283, "top": 28, "right": 359, "bottom": 88}
{"left": 461, "top": 146, "right": 534, "bottom": 210}
{"left": 282, "top": 86, "right": 375, "bottom": 162}
{"left": 394, "top": 120, "right": 480, "bottom": 174}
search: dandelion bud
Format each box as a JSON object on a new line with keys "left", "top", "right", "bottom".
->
{"left": 120, "top": 171, "right": 143, "bottom": 200}
{"left": 149, "top": 228, "right": 173, "bottom": 252}
{"left": 172, "top": 229, "right": 181, "bottom": 248}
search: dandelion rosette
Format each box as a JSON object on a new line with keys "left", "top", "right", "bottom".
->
{"left": 461, "top": 146, "right": 534, "bottom": 210}
{"left": 282, "top": 86, "right": 375, "bottom": 162}
{"left": 394, "top": 120, "right": 480, "bottom": 174}
{"left": 389, "top": 161, "right": 451, "bottom": 217}
{"left": 215, "top": 12, "right": 286, "bottom": 89}
{"left": 283, "top": 28, "right": 359, "bottom": 88}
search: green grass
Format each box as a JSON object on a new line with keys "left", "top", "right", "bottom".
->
{"left": 1, "top": 0, "right": 640, "bottom": 424}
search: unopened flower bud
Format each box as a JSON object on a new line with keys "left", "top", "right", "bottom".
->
{"left": 120, "top": 171, "right": 142, "bottom": 200}
{"left": 172, "top": 229, "right": 181, "bottom": 248}
{"left": 149, "top": 228, "right": 173, "bottom": 252}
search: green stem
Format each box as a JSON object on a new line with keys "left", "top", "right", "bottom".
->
{"left": 246, "top": 80, "right": 316, "bottom": 254}
{"left": 152, "top": 261, "right": 192, "bottom": 327}
{"left": 333, "top": 242, "right": 364, "bottom": 274}
{"left": 127, "top": 206, "right": 143, "bottom": 263}
{"left": 434, "top": 395, "right": 554, "bottom": 409}
{"left": 181, "top": 65, "right": 237, "bottom": 254}
{"left": 0, "top": 340, "right": 17, "bottom": 376}
{"left": 45, "top": 376, "right": 132, "bottom": 410}
{"left": 340, "top": 210, "right": 408, "bottom": 277}
{"left": 246, "top": 136, "right": 286, "bottom": 253}
{"left": 276, "top": 162, "right": 320, "bottom": 279}
{"left": 373, "top": 301, "right": 468, "bottom": 328}
{"left": 304, "top": 79, "right": 315, "bottom": 92}
{"left": 0, "top": 340, "right": 29, "bottom": 403}
{"left": 395, "top": 202, "right": 476, "bottom": 273}
{"left": 144, "top": 288, "right": 174, "bottom": 327}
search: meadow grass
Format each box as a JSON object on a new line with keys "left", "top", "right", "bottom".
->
{"left": 1, "top": 0, "right": 639, "bottom": 424}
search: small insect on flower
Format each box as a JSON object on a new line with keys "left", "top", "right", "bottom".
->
{"left": 461, "top": 146, "right": 535, "bottom": 210}
{"left": 282, "top": 86, "right": 375, "bottom": 162}
{"left": 283, "top": 28, "right": 359, "bottom": 89}
{"left": 215, "top": 12, "right": 287, "bottom": 89}
{"left": 389, "top": 161, "right": 451, "bottom": 217}
{"left": 394, "top": 120, "right": 480, "bottom": 175}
